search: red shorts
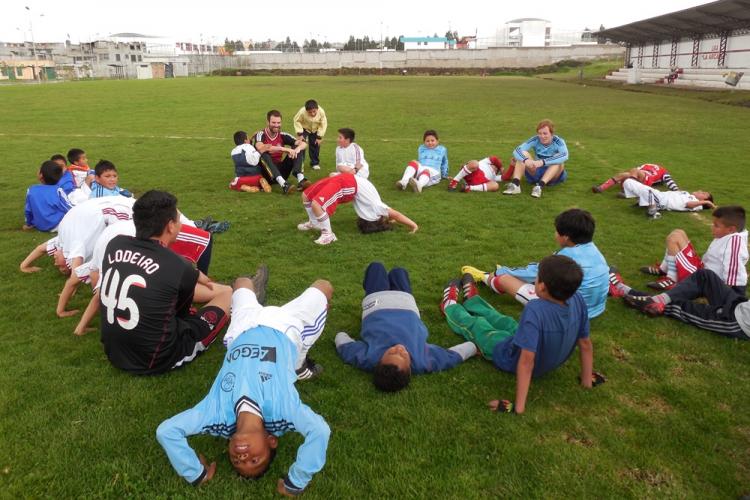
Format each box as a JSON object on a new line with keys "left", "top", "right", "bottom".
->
{"left": 229, "top": 175, "right": 262, "bottom": 190}
{"left": 170, "top": 225, "right": 211, "bottom": 263}
{"left": 464, "top": 169, "right": 490, "bottom": 186}
{"left": 638, "top": 164, "right": 668, "bottom": 187}
{"left": 305, "top": 175, "right": 357, "bottom": 216}
{"left": 675, "top": 242, "right": 704, "bottom": 281}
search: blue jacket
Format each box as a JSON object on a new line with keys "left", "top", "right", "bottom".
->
{"left": 337, "top": 291, "right": 463, "bottom": 373}
{"left": 24, "top": 183, "right": 72, "bottom": 231}
{"left": 417, "top": 144, "right": 449, "bottom": 178}
{"left": 513, "top": 135, "right": 569, "bottom": 166}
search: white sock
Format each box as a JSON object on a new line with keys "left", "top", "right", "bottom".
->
{"left": 304, "top": 202, "right": 315, "bottom": 222}
{"left": 453, "top": 166, "right": 470, "bottom": 182}
{"left": 417, "top": 175, "right": 430, "bottom": 188}
{"left": 399, "top": 166, "right": 416, "bottom": 185}
{"left": 665, "top": 255, "right": 677, "bottom": 281}
{"left": 296, "top": 173, "right": 305, "bottom": 182}
{"left": 316, "top": 213, "right": 332, "bottom": 233}
{"left": 276, "top": 176, "right": 286, "bottom": 186}
{"left": 469, "top": 183, "right": 487, "bottom": 192}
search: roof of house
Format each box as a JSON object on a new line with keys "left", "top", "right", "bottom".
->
{"left": 599, "top": 0, "right": 750, "bottom": 43}
{"left": 399, "top": 37, "right": 456, "bottom": 44}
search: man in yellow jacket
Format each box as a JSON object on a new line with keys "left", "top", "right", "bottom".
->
{"left": 294, "top": 99, "right": 328, "bottom": 170}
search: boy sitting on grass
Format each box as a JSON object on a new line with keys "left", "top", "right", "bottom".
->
{"left": 442, "top": 257, "right": 605, "bottom": 414}
{"left": 156, "top": 275, "right": 331, "bottom": 496}
{"left": 229, "top": 130, "right": 272, "bottom": 193}
{"left": 463, "top": 208, "right": 609, "bottom": 319}
{"left": 23, "top": 160, "right": 73, "bottom": 232}
{"left": 624, "top": 205, "right": 747, "bottom": 293}
{"left": 335, "top": 262, "right": 477, "bottom": 392}
{"left": 88, "top": 160, "right": 132, "bottom": 198}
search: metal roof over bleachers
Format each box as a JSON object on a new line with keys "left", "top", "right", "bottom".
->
{"left": 599, "top": 0, "right": 750, "bottom": 43}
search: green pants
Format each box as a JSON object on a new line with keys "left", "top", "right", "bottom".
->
{"left": 444, "top": 296, "right": 518, "bottom": 359}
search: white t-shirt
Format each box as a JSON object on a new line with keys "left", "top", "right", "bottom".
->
{"left": 335, "top": 143, "right": 369, "bottom": 178}
{"left": 57, "top": 197, "right": 136, "bottom": 262}
{"left": 353, "top": 177, "right": 389, "bottom": 221}
{"left": 658, "top": 191, "right": 703, "bottom": 212}
{"left": 87, "top": 221, "right": 137, "bottom": 287}
{"left": 703, "top": 230, "right": 748, "bottom": 287}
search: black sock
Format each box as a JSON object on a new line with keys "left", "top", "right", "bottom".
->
{"left": 538, "top": 181, "right": 547, "bottom": 188}
{"left": 512, "top": 178, "right": 520, "bottom": 186}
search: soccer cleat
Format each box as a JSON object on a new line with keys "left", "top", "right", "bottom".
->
{"left": 460, "top": 273, "right": 479, "bottom": 299}
{"left": 193, "top": 216, "right": 213, "bottom": 230}
{"left": 296, "top": 357, "right": 324, "bottom": 381}
{"left": 616, "top": 191, "right": 627, "bottom": 199}
{"left": 240, "top": 185, "right": 260, "bottom": 193}
{"left": 395, "top": 180, "right": 406, "bottom": 190}
{"left": 647, "top": 277, "right": 676, "bottom": 291}
{"left": 311, "top": 164, "right": 321, "bottom": 170}
{"left": 460, "top": 180, "right": 471, "bottom": 193}
{"left": 592, "top": 185, "right": 603, "bottom": 193}
{"left": 461, "top": 265, "right": 489, "bottom": 283}
{"left": 297, "top": 220, "right": 320, "bottom": 231}
{"left": 282, "top": 183, "right": 297, "bottom": 195}
{"left": 206, "top": 220, "right": 230, "bottom": 234}
{"left": 608, "top": 266, "right": 625, "bottom": 298}
{"left": 639, "top": 264, "right": 666, "bottom": 276}
{"left": 447, "top": 179, "right": 459, "bottom": 192}
{"left": 408, "top": 177, "right": 422, "bottom": 193}
{"left": 503, "top": 183, "right": 521, "bottom": 195}
{"left": 531, "top": 185, "right": 542, "bottom": 198}
{"left": 298, "top": 178, "right": 312, "bottom": 191}
{"left": 314, "top": 231, "right": 337, "bottom": 245}
{"left": 647, "top": 205, "right": 661, "bottom": 219}
{"left": 251, "top": 264, "right": 269, "bottom": 305}
{"left": 623, "top": 294, "right": 665, "bottom": 317}
{"left": 440, "top": 279, "right": 461, "bottom": 315}
{"left": 259, "top": 178, "right": 272, "bottom": 193}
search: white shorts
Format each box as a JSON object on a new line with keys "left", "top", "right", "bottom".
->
{"left": 412, "top": 163, "right": 441, "bottom": 187}
{"left": 224, "top": 287, "right": 328, "bottom": 369}
{"left": 515, "top": 283, "right": 538, "bottom": 305}
{"left": 622, "top": 178, "right": 659, "bottom": 207}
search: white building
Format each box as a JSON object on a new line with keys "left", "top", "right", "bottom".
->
{"left": 399, "top": 37, "right": 456, "bottom": 50}
{"left": 499, "top": 18, "right": 551, "bottom": 47}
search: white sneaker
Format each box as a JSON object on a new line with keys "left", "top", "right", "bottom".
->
{"left": 503, "top": 183, "right": 521, "bottom": 195}
{"left": 408, "top": 177, "right": 422, "bottom": 193}
{"left": 297, "top": 221, "right": 319, "bottom": 231}
{"left": 311, "top": 164, "right": 320, "bottom": 170}
{"left": 314, "top": 231, "right": 337, "bottom": 245}
{"left": 531, "top": 185, "right": 542, "bottom": 198}
{"left": 395, "top": 180, "right": 406, "bottom": 190}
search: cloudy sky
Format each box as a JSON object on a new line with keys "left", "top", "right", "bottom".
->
{"left": 2, "top": 0, "right": 710, "bottom": 44}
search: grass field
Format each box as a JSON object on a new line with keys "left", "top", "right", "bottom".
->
{"left": 1, "top": 75, "right": 749, "bottom": 499}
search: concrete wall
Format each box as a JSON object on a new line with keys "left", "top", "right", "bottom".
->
{"left": 190, "top": 45, "right": 623, "bottom": 72}
{"left": 629, "top": 32, "right": 750, "bottom": 69}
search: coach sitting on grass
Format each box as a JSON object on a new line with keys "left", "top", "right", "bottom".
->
{"left": 99, "top": 190, "right": 235, "bottom": 375}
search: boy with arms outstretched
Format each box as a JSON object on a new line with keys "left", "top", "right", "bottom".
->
{"left": 156, "top": 275, "right": 332, "bottom": 496}
{"left": 335, "top": 262, "right": 477, "bottom": 392}
{"left": 442, "top": 257, "right": 605, "bottom": 414}
{"left": 620, "top": 178, "right": 713, "bottom": 218}
{"left": 592, "top": 163, "right": 679, "bottom": 193}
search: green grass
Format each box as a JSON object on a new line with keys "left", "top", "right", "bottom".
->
{"left": 1, "top": 76, "right": 749, "bottom": 498}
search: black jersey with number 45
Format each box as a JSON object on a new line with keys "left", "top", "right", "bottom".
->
{"left": 99, "top": 235, "right": 199, "bottom": 375}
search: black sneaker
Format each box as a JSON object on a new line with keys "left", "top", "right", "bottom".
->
{"left": 251, "top": 264, "right": 269, "bottom": 305}
{"left": 296, "top": 357, "right": 323, "bottom": 381}
{"left": 282, "top": 183, "right": 297, "bottom": 195}
{"left": 298, "top": 178, "right": 312, "bottom": 191}
{"left": 194, "top": 216, "right": 213, "bottom": 230}
{"left": 205, "top": 220, "right": 230, "bottom": 234}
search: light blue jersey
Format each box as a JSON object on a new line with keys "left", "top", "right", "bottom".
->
{"left": 495, "top": 242, "right": 609, "bottom": 319}
{"left": 513, "top": 135, "right": 569, "bottom": 166}
{"left": 89, "top": 182, "right": 131, "bottom": 198}
{"left": 418, "top": 144, "right": 449, "bottom": 178}
{"left": 156, "top": 326, "right": 330, "bottom": 493}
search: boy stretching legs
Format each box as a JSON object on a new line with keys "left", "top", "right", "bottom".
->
{"left": 443, "top": 257, "right": 605, "bottom": 414}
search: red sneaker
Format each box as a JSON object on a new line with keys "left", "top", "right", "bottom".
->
{"left": 608, "top": 267, "right": 626, "bottom": 298}
{"left": 623, "top": 295, "right": 665, "bottom": 316}
{"left": 440, "top": 279, "right": 460, "bottom": 315}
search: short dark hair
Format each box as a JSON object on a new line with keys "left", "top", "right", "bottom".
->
{"left": 94, "top": 160, "right": 117, "bottom": 177}
{"left": 423, "top": 129, "right": 438, "bottom": 141}
{"left": 372, "top": 363, "right": 410, "bottom": 392}
{"left": 233, "top": 130, "right": 248, "bottom": 146}
{"left": 357, "top": 216, "right": 393, "bottom": 234}
{"left": 538, "top": 255, "right": 583, "bottom": 302}
{"left": 39, "top": 160, "right": 63, "bottom": 185}
{"left": 338, "top": 128, "right": 355, "bottom": 142}
{"left": 304, "top": 99, "right": 318, "bottom": 110}
{"left": 713, "top": 205, "right": 746, "bottom": 231}
{"left": 266, "top": 110, "right": 282, "bottom": 121}
{"left": 706, "top": 193, "right": 714, "bottom": 203}
{"left": 133, "top": 190, "right": 178, "bottom": 240}
{"left": 67, "top": 148, "right": 85, "bottom": 165}
{"left": 50, "top": 154, "right": 66, "bottom": 164}
{"left": 554, "top": 208, "right": 595, "bottom": 244}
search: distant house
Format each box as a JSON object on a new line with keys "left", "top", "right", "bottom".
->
{"left": 399, "top": 37, "right": 456, "bottom": 50}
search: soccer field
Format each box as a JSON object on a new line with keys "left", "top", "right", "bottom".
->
{"left": 1, "top": 75, "right": 749, "bottom": 498}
